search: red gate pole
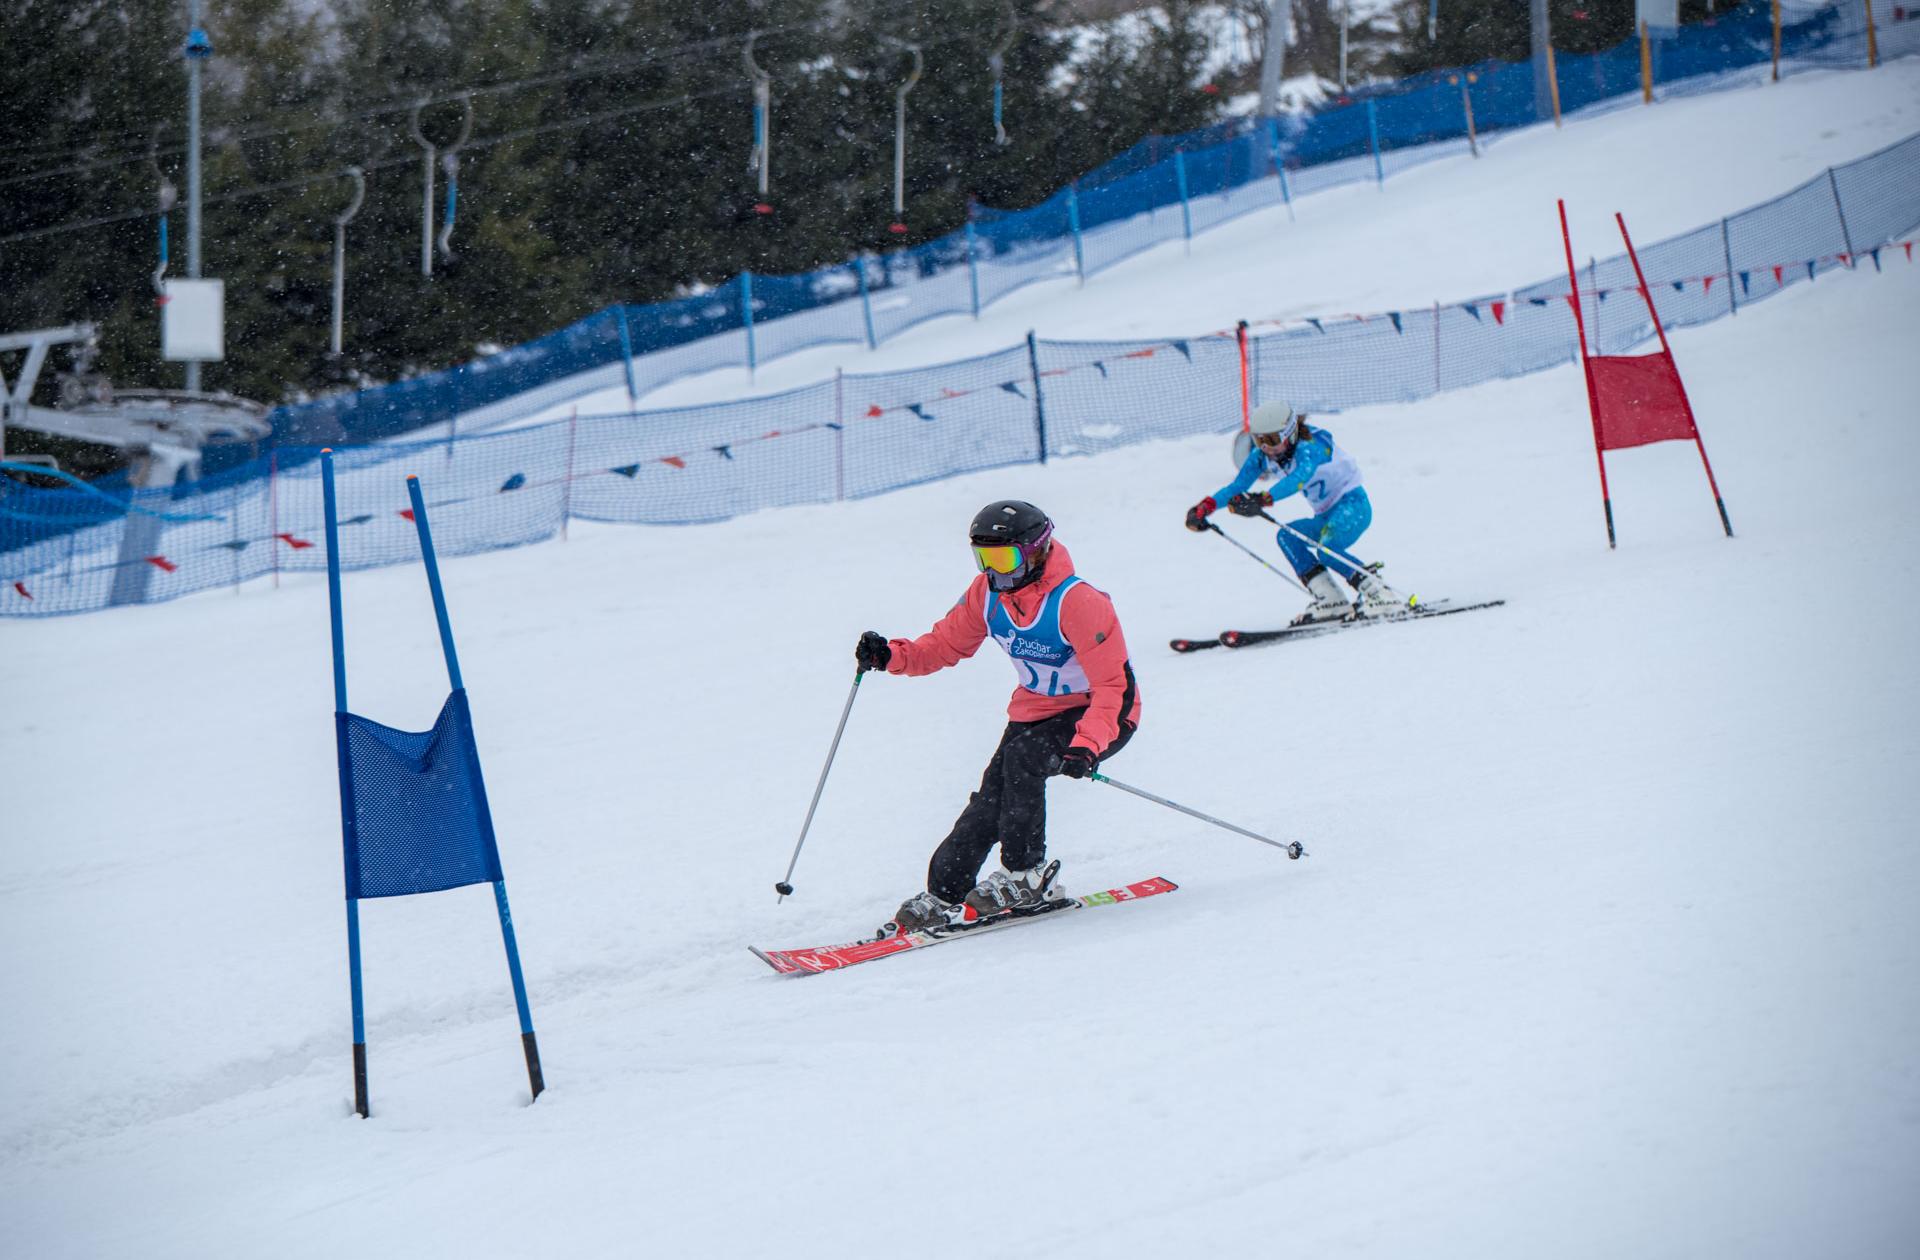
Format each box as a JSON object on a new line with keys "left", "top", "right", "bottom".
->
{"left": 1614, "top": 212, "right": 1734, "bottom": 537}
{"left": 1558, "top": 200, "right": 1617, "bottom": 548}
{"left": 1236, "top": 320, "right": 1252, "bottom": 430}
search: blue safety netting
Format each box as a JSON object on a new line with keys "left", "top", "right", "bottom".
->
{"left": 5, "top": 21, "right": 1915, "bottom": 616}
{"left": 239, "top": 2, "right": 1891, "bottom": 454}
{"left": 339, "top": 690, "right": 504, "bottom": 900}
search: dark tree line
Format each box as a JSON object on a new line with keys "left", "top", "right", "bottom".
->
{"left": 1, "top": 0, "right": 1224, "bottom": 449}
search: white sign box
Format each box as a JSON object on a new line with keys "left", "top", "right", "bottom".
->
{"left": 162, "top": 278, "right": 225, "bottom": 361}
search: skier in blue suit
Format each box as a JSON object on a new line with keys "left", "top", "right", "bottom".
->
{"left": 1185, "top": 400, "right": 1406, "bottom": 624}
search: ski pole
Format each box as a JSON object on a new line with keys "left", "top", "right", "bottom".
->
{"left": 1257, "top": 508, "right": 1371, "bottom": 577}
{"left": 1088, "top": 770, "right": 1307, "bottom": 860}
{"left": 774, "top": 668, "right": 867, "bottom": 901}
{"left": 1204, "top": 520, "right": 1308, "bottom": 594}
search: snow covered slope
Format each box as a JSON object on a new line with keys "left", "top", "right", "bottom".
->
{"left": 554, "top": 61, "right": 1920, "bottom": 417}
{"left": 4, "top": 236, "right": 1918, "bottom": 1254}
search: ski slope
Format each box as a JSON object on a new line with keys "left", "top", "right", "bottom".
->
{"left": 5, "top": 77, "right": 1920, "bottom": 1260}
{"left": 520, "top": 61, "right": 1920, "bottom": 420}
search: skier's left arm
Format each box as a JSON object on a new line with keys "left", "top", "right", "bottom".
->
{"left": 1059, "top": 584, "right": 1136, "bottom": 757}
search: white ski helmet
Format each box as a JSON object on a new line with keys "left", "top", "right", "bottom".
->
{"left": 1233, "top": 400, "right": 1299, "bottom": 466}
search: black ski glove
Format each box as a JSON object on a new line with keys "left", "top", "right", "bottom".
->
{"left": 1184, "top": 497, "right": 1217, "bottom": 532}
{"left": 855, "top": 631, "right": 892, "bottom": 673}
{"left": 1227, "top": 491, "right": 1273, "bottom": 517}
{"left": 1053, "top": 746, "right": 1097, "bottom": 779}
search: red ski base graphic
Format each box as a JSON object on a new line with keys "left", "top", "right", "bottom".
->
{"left": 751, "top": 876, "right": 1178, "bottom": 976}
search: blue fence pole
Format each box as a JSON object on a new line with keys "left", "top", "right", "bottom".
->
{"left": 1267, "top": 117, "right": 1295, "bottom": 223}
{"left": 1068, "top": 184, "right": 1085, "bottom": 283}
{"left": 854, "top": 256, "right": 877, "bottom": 349}
{"left": 740, "top": 271, "right": 758, "bottom": 374}
{"left": 965, "top": 218, "right": 982, "bottom": 318}
{"left": 1366, "top": 99, "right": 1385, "bottom": 188}
{"left": 1026, "top": 331, "right": 1048, "bottom": 463}
{"left": 321, "top": 449, "right": 370, "bottom": 1119}
{"left": 1174, "top": 149, "right": 1193, "bottom": 248}
{"left": 613, "top": 305, "right": 639, "bottom": 404}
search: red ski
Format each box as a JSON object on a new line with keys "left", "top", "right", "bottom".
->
{"left": 750, "top": 876, "right": 1179, "bottom": 976}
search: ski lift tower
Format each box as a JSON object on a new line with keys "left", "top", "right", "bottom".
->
{"left": 1, "top": 324, "right": 269, "bottom": 487}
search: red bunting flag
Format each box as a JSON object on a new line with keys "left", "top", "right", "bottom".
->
{"left": 145, "top": 555, "right": 178, "bottom": 573}
{"left": 1491, "top": 301, "right": 1506, "bottom": 325}
{"left": 1906, "top": 243, "right": 1913, "bottom": 262}
{"left": 12, "top": 581, "right": 30, "bottom": 600}
{"left": 399, "top": 508, "right": 415, "bottom": 521}
{"left": 275, "top": 533, "right": 314, "bottom": 550}
{"left": 661, "top": 456, "right": 686, "bottom": 469}
{"left": 865, "top": 404, "right": 884, "bottom": 417}
{"left": 1772, "top": 265, "right": 1784, "bottom": 286}
{"left": 1123, "top": 348, "right": 1156, "bottom": 359}
{"left": 1702, "top": 275, "right": 1714, "bottom": 295}
{"left": 1838, "top": 253, "right": 1850, "bottom": 267}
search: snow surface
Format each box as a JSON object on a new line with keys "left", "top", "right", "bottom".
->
{"left": 5, "top": 71, "right": 1920, "bottom": 1259}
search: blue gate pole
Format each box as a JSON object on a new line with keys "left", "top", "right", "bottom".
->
{"left": 1026, "top": 331, "right": 1049, "bottom": 464}
{"left": 1067, "top": 184, "right": 1086, "bottom": 283}
{"left": 1267, "top": 117, "right": 1295, "bottom": 222}
{"left": 740, "top": 271, "right": 757, "bottom": 377}
{"left": 965, "top": 219, "right": 982, "bottom": 318}
{"left": 321, "top": 449, "right": 370, "bottom": 1120}
{"left": 404, "top": 474, "right": 545, "bottom": 1102}
{"left": 854, "top": 256, "right": 877, "bottom": 350}
{"left": 614, "top": 305, "right": 639, "bottom": 405}
{"left": 1366, "top": 99, "right": 1385, "bottom": 188}
{"left": 1174, "top": 150, "right": 1193, "bottom": 250}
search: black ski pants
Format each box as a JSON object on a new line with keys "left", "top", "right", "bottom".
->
{"left": 926, "top": 707, "right": 1134, "bottom": 903}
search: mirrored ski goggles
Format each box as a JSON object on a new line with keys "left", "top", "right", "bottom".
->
{"left": 971, "top": 543, "right": 1025, "bottom": 575}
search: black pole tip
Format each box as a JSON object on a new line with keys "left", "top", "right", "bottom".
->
{"left": 1288, "top": 843, "right": 1306, "bottom": 860}
{"left": 775, "top": 882, "right": 795, "bottom": 897}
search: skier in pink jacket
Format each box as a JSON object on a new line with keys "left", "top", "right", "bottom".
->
{"left": 856, "top": 501, "right": 1142, "bottom": 938}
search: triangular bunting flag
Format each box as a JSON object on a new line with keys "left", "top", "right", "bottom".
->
{"left": 1739, "top": 271, "right": 1750, "bottom": 295}
{"left": 11, "top": 581, "right": 29, "bottom": 600}
{"left": 1306, "top": 317, "right": 1324, "bottom": 333}
{"left": 1905, "top": 242, "right": 1913, "bottom": 262}
{"left": 712, "top": 445, "right": 733, "bottom": 460}
{"left": 145, "top": 555, "right": 177, "bottom": 573}
{"left": 1671, "top": 280, "right": 1684, "bottom": 292}
{"left": 1171, "top": 340, "right": 1191, "bottom": 361}
{"left": 1702, "top": 275, "right": 1714, "bottom": 295}
{"left": 1838, "top": 252, "right": 1850, "bottom": 267}
{"left": 1772, "top": 265, "right": 1784, "bottom": 286}
{"left": 1387, "top": 312, "right": 1402, "bottom": 333}
{"left": 611, "top": 463, "right": 641, "bottom": 478}
{"left": 1806, "top": 260, "right": 1816, "bottom": 280}
{"left": 399, "top": 508, "right": 415, "bottom": 521}
{"left": 1869, "top": 247, "right": 1881, "bottom": 273}
{"left": 1529, "top": 297, "right": 1548, "bottom": 308}
{"left": 216, "top": 540, "right": 249, "bottom": 552}
{"left": 1000, "top": 380, "right": 1027, "bottom": 397}
{"left": 1462, "top": 303, "right": 1481, "bottom": 322}
{"left": 825, "top": 422, "right": 843, "bottom": 431}
{"left": 907, "top": 403, "right": 933, "bottom": 421}
{"left": 500, "top": 473, "right": 526, "bottom": 492}
{"left": 341, "top": 514, "right": 372, "bottom": 527}
{"left": 1491, "top": 301, "right": 1506, "bottom": 325}
{"left": 1092, "top": 362, "right": 1108, "bottom": 378}
{"left": 661, "top": 456, "right": 686, "bottom": 470}
{"left": 1598, "top": 289, "right": 1609, "bottom": 302}
{"left": 275, "top": 532, "right": 314, "bottom": 549}
{"left": 865, "top": 404, "right": 884, "bottom": 417}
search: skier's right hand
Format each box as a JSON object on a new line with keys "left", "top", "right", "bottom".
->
{"left": 1184, "top": 497, "right": 1217, "bottom": 532}
{"left": 855, "top": 631, "right": 892, "bottom": 673}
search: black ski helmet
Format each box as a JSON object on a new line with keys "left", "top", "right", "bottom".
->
{"left": 969, "top": 500, "right": 1054, "bottom": 593}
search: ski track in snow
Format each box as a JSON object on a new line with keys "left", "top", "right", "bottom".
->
{"left": 5, "top": 65, "right": 1920, "bottom": 1260}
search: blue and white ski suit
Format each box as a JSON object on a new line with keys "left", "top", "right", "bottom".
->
{"left": 1213, "top": 425, "right": 1371, "bottom": 580}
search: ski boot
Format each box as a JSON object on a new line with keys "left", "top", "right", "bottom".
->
{"left": 1348, "top": 564, "right": 1411, "bottom": 618}
{"left": 880, "top": 890, "right": 978, "bottom": 940}
{"left": 1291, "top": 568, "right": 1354, "bottom": 625}
{"left": 963, "top": 859, "right": 1067, "bottom": 920}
